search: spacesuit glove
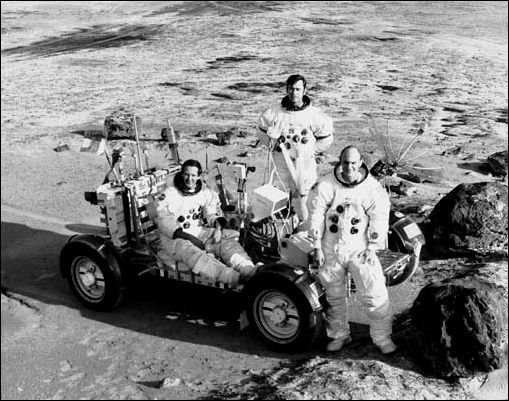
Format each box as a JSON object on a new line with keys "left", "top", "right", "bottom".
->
{"left": 212, "top": 227, "right": 222, "bottom": 244}
{"left": 315, "top": 152, "right": 326, "bottom": 165}
{"left": 266, "top": 120, "right": 283, "bottom": 139}
{"left": 312, "top": 248, "right": 325, "bottom": 267}
{"left": 360, "top": 248, "right": 377, "bottom": 265}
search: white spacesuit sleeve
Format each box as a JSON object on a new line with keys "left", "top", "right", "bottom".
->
{"left": 155, "top": 188, "right": 180, "bottom": 238}
{"left": 315, "top": 133, "right": 333, "bottom": 154}
{"left": 201, "top": 187, "right": 225, "bottom": 227}
{"left": 308, "top": 179, "right": 333, "bottom": 248}
{"left": 256, "top": 106, "right": 275, "bottom": 147}
{"left": 365, "top": 179, "right": 390, "bottom": 250}
{"left": 256, "top": 104, "right": 287, "bottom": 149}
{"left": 312, "top": 109, "right": 334, "bottom": 154}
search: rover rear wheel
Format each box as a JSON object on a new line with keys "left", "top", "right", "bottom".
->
{"left": 245, "top": 277, "right": 322, "bottom": 352}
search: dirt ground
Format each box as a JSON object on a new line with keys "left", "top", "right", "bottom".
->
{"left": 1, "top": 1, "right": 508, "bottom": 400}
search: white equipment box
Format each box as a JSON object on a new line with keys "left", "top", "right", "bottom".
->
{"left": 250, "top": 184, "right": 289, "bottom": 222}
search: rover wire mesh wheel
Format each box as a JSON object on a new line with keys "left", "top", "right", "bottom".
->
{"left": 246, "top": 277, "right": 322, "bottom": 352}
{"left": 65, "top": 246, "right": 124, "bottom": 311}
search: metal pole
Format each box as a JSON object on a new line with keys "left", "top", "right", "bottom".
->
{"left": 133, "top": 114, "right": 144, "bottom": 175}
{"left": 166, "top": 119, "right": 180, "bottom": 164}
{"left": 128, "top": 186, "right": 141, "bottom": 248}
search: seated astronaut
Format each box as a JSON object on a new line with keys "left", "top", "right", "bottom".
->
{"left": 155, "top": 159, "right": 256, "bottom": 286}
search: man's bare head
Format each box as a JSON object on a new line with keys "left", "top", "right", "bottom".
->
{"left": 339, "top": 146, "right": 363, "bottom": 184}
{"left": 285, "top": 74, "right": 307, "bottom": 107}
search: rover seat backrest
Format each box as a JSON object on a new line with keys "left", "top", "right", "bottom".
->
{"left": 96, "top": 166, "right": 180, "bottom": 248}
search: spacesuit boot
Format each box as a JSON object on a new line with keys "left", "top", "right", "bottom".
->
{"left": 229, "top": 253, "right": 257, "bottom": 281}
{"left": 215, "top": 266, "right": 241, "bottom": 286}
{"left": 366, "top": 300, "right": 397, "bottom": 354}
{"left": 190, "top": 252, "right": 240, "bottom": 286}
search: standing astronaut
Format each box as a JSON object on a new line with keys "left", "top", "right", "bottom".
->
{"left": 155, "top": 159, "right": 256, "bottom": 286}
{"left": 308, "top": 145, "right": 397, "bottom": 354}
{"left": 257, "top": 74, "right": 333, "bottom": 227}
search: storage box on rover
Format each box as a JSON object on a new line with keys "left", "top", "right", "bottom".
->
{"left": 249, "top": 184, "right": 289, "bottom": 222}
{"left": 279, "top": 234, "right": 315, "bottom": 268}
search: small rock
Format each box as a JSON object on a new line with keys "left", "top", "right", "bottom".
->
{"left": 160, "top": 377, "right": 181, "bottom": 388}
{"left": 53, "top": 144, "right": 70, "bottom": 152}
{"left": 405, "top": 164, "right": 446, "bottom": 184}
{"left": 399, "top": 172, "right": 423, "bottom": 183}
{"left": 60, "top": 360, "right": 72, "bottom": 372}
{"left": 216, "top": 131, "right": 233, "bottom": 146}
{"left": 441, "top": 146, "right": 462, "bottom": 156}
{"left": 197, "top": 130, "right": 210, "bottom": 138}
{"left": 229, "top": 127, "right": 249, "bottom": 138}
{"left": 389, "top": 181, "right": 417, "bottom": 196}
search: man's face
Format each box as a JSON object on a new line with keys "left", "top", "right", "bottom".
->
{"left": 340, "top": 148, "right": 362, "bottom": 184}
{"left": 286, "top": 80, "right": 306, "bottom": 106}
{"left": 182, "top": 165, "right": 200, "bottom": 191}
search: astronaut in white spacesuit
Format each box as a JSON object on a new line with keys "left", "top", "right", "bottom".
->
{"left": 308, "top": 145, "right": 397, "bottom": 354}
{"left": 155, "top": 159, "right": 256, "bottom": 286}
{"left": 257, "top": 74, "right": 333, "bottom": 227}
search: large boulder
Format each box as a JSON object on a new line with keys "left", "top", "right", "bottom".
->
{"left": 410, "top": 262, "right": 508, "bottom": 378}
{"left": 426, "top": 182, "right": 508, "bottom": 255}
{"left": 487, "top": 150, "right": 508, "bottom": 177}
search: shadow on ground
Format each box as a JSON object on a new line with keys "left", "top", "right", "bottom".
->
{"left": 1, "top": 23, "right": 165, "bottom": 58}
{"left": 1, "top": 219, "right": 440, "bottom": 378}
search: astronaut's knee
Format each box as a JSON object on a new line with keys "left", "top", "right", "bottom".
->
{"left": 324, "top": 283, "right": 347, "bottom": 300}
{"left": 361, "top": 294, "right": 381, "bottom": 309}
{"left": 365, "top": 299, "right": 392, "bottom": 320}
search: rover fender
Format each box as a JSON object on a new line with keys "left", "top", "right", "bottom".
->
{"left": 59, "top": 234, "right": 131, "bottom": 289}
{"left": 242, "top": 262, "right": 324, "bottom": 312}
{"left": 241, "top": 262, "right": 325, "bottom": 352}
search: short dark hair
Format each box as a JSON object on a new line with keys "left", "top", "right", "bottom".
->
{"left": 286, "top": 74, "right": 307, "bottom": 90}
{"left": 182, "top": 159, "right": 202, "bottom": 175}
